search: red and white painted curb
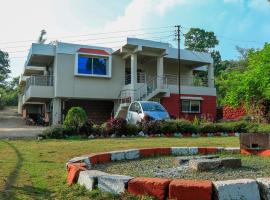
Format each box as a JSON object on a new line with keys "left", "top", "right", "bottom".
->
{"left": 66, "top": 146, "right": 270, "bottom": 200}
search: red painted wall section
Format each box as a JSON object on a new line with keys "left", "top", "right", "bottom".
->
{"left": 223, "top": 105, "right": 246, "bottom": 120}
{"left": 161, "top": 93, "right": 217, "bottom": 121}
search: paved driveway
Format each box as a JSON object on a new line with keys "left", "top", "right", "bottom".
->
{"left": 0, "top": 107, "right": 45, "bottom": 138}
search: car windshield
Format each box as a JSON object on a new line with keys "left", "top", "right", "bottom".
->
{"left": 141, "top": 102, "right": 165, "bottom": 112}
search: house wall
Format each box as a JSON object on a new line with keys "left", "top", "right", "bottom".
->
{"left": 161, "top": 93, "right": 217, "bottom": 121}
{"left": 64, "top": 99, "right": 114, "bottom": 124}
{"left": 54, "top": 53, "right": 125, "bottom": 99}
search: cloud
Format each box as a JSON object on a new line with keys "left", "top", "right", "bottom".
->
{"left": 248, "top": 0, "right": 270, "bottom": 11}
{"left": 223, "top": 0, "right": 244, "bottom": 3}
{"left": 155, "top": 0, "right": 189, "bottom": 15}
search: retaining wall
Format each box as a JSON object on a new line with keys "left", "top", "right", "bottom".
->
{"left": 66, "top": 146, "right": 270, "bottom": 200}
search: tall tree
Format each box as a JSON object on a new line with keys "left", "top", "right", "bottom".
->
{"left": 0, "top": 50, "right": 10, "bottom": 88}
{"left": 220, "top": 44, "right": 270, "bottom": 122}
{"left": 184, "top": 28, "right": 221, "bottom": 76}
{"left": 184, "top": 28, "right": 219, "bottom": 52}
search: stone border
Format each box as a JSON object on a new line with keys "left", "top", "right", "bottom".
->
{"left": 66, "top": 146, "right": 270, "bottom": 200}
{"left": 87, "top": 132, "right": 240, "bottom": 139}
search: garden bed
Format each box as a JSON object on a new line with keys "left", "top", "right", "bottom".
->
{"left": 92, "top": 153, "right": 270, "bottom": 181}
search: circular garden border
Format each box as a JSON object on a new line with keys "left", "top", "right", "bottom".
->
{"left": 66, "top": 147, "right": 270, "bottom": 200}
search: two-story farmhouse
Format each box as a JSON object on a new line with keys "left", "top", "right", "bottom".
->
{"left": 18, "top": 38, "right": 216, "bottom": 125}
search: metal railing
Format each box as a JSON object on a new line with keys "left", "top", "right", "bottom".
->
{"left": 125, "top": 72, "right": 146, "bottom": 85}
{"left": 25, "top": 75, "right": 54, "bottom": 93}
{"left": 164, "top": 74, "right": 208, "bottom": 87}
{"left": 135, "top": 75, "right": 168, "bottom": 101}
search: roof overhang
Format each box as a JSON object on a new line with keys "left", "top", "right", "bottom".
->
{"left": 25, "top": 43, "right": 55, "bottom": 67}
{"left": 23, "top": 66, "right": 46, "bottom": 76}
{"left": 113, "top": 38, "right": 168, "bottom": 58}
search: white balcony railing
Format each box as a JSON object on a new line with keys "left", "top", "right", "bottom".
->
{"left": 164, "top": 74, "right": 208, "bottom": 87}
{"left": 125, "top": 72, "right": 146, "bottom": 85}
{"left": 25, "top": 75, "right": 54, "bottom": 93}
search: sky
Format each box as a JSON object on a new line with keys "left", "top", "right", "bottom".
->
{"left": 0, "top": 0, "right": 269, "bottom": 78}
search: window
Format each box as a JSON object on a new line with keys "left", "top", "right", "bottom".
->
{"left": 181, "top": 99, "right": 200, "bottom": 113}
{"left": 76, "top": 54, "right": 110, "bottom": 77}
{"left": 141, "top": 102, "right": 165, "bottom": 112}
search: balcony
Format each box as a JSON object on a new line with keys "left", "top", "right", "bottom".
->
{"left": 23, "top": 75, "right": 54, "bottom": 103}
{"left": 164, "top": 74, "right": 208, "bottom": 87}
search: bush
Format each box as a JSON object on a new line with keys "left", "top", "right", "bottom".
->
{"left": 42, "top": 125, "right": 65, "bottom": 139}
{"left": 218, "top": 121, "right": 248, "bottom": 132}
{"left": 79, "top": 119, "right": 94, "bottom": 136}
{"left": 247, "top": 123, "right": 270, "bottom": 133}
{"left": 174, "top": 119, "right": 197, "bottom": 133}
{"left": 199, "top": 123, "right": 219, "bottom": 133}
{"left": 126, "top": 123, "right": 139, "bottom": 136}
{"left": 160, "top": 120, "right": 177, "bottom": 133}
{"left": 105, "top": 118, "right": 127, "bottom": 136}
{"left": 141, "top": 120, "right": 162, "bottom": 135}
{"left": 63, "top": 107, "right": 88, "bottom": 133}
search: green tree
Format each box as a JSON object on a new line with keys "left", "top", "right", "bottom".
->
{"left": 184, "top": 28, "right": 221, "bottom": 77}
{"left": 0, "top": 50, "right": 10, "bottom": 88}
{"left": 215, "top": 46, "right": 251, "bottom": 105}
{"left": 220, "top": 43, "right": 270, "bottom": 122}
{"left": 184, "top": 28, "right": 219, "bottom": 52}
{"left": 64, "top": 107, "right": 87, "bottom": 133}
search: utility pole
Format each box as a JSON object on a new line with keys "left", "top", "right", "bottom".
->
{"left": 175, "top": 25, "right": 181, "bottom": 118}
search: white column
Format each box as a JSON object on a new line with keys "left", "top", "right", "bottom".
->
{"left": 157, "top": 56, "right": 164, "bottom": 89}
{"left": 130, "top": 54, "right": 137, "bottom": 101}
{"left": 52, "top": 98, "right": 61, "bottom": 125}
{"left": 208, "top": 63, "right": 214, "bottom": 88}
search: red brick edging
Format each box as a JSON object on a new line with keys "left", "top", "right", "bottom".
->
{"left": 66, "top": 146, "right": 242, "bottom": 199}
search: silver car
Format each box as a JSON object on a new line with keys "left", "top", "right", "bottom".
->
{"left": 126, "top": 101, "right": 170, "bottom": 124}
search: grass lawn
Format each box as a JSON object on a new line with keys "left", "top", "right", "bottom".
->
{"left": 0, "top": 137, "right": 239, "bottom": 200}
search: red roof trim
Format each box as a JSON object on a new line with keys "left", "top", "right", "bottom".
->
{"left": 77, "top": 48, "right": 109, "bottom": 56}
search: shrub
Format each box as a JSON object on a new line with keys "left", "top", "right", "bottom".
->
{"left": 105, "top": 118, "right": 127, "bottom": 136}
{"left": 141, "top": 120, "right": 162, "bottom": 135}
{"left": 199, "top": 123, "right": 219, "bottom": 133}
{"left": 79, "top": 119, "right": 94, "bottom": 136}
{"left": 91, "top": 124, "right": 103, "bottom": 136}
{"left": 218, "top": 121, "right": 248, "bottom": 132}
{"left": 247, "top": 123, "right": 270, "bottom": 133}
{"left": 63, "top": 107, "right": 88, "bottom": 133}
{"left": 174, "top": 119, "right": 197, "bottom": 133}
{"left": 42, "top": 125, "right": 65, "bottom": 139}
{"left": 126, "top": 123, "right": 139, "bottom": 136}
{"left": 160, "top": 120, "right": 177, "bottom": 133}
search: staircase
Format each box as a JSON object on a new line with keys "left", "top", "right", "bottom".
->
{"left": 114, "top": 76, "right": 169, "bottom": 118}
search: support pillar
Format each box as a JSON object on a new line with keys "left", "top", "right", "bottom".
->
{"left": 52, "top": 98, "right": 61, "bottom": 125}
{"left": 207, "top": 63, "right": 214, "bottom": 88}
{"left": 157, "top": 56, "right": 164, "bottom": 89}
{"left": 130, "top": 54, "right": 137, "bottom": 101}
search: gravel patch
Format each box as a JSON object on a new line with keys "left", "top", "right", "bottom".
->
{"left": 93, "top": 153, "right": 270, "bottom": 181}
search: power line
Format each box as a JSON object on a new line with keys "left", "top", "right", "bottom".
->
{"left": 0, "top": 25, "right": 174, "bottom": 45}
{"left": 1, "top": 30, "right": 173, "bottom": 50}
{"left": 8, "top": 34, "right": 175, "bottom": 59}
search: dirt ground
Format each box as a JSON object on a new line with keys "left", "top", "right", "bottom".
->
{"left": 0, "top": 107, "right": 45, "bottom": 138}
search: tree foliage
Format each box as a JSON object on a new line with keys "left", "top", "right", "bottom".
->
{"left": 218, "top": 43, "right": 270, "bottom": 122}
{"left": 64, "top": 107, "right": 88, "bottom": 132}
{"left": 0, "top": 50, "right": 10, "bottom": 87}
{"left": 184, "top": 28, "right": 219, "bottom": 52}
{"left": 184, "top": 28, "right": 221, "bottom": 77}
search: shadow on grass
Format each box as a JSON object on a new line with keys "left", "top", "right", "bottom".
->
{"left": 0, "top": 140, "right": 53, "bottom": 199}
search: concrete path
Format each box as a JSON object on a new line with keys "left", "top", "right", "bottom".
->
{"left": 0, "top": 107, "right": 45, "bottom": 138}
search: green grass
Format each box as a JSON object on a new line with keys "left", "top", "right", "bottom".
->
{"left": 0, "top": 137, "right": 239, "bottom": 199}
